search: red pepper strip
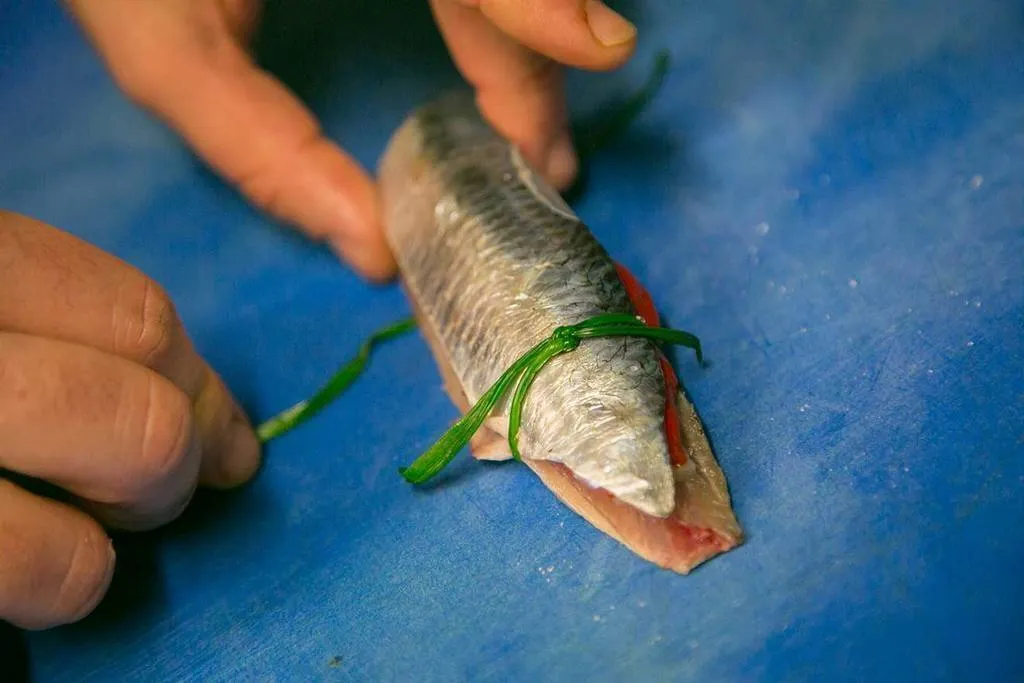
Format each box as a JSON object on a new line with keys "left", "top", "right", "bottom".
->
{"left": 614, "top": 264, "right": 687, "bottom": 468}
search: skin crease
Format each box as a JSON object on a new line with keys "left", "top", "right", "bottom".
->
{"left": 1, "top": 1, "right": 638, "bottom": 630}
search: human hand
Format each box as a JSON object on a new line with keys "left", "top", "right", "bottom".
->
{"left": 0, "top": 211, "right": 261, "bottom": 630}
{"left": 62, "top": 0, "right": 637, "bottom": 281}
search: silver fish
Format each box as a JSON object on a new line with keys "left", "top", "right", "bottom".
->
{"left": 379, "top": 92, "right": 742, "bottom": 573}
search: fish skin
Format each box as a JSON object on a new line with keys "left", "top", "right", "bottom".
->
{"left": 378, "top": 91, "right": 676, "bottom": 518}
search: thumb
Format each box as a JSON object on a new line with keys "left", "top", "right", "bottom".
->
{"left": 65, "top": 0, "right": 396, "bottom": 281}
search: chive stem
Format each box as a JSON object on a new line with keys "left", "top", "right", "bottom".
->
{"left": 255, "top": 317, "right": 418, "bottom": 443}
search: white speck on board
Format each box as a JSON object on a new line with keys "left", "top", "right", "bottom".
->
{"left": 755, "top": 221, "right": 771, "bottom": 236}
{"left": 848, "top": 278, "right": 859, "bottom": 288}
{"left": 969, "top": 175, "right": 984, "bottom": 189}
{"left": 966, "top": 340, "right": 975, "bottom": 348}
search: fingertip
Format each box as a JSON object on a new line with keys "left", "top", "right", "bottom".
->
{"left": 246, "top": 138, "right": 398, "bottom": 282}
{"left": 64, "top": 534, "right": 116, "bottom": 627}
{"left": 544, "top": 131, "right": 579, "bottom": 191}
{"left": 0, "top": 482, "right": 117, "bottom": 630}
{"left": 327, "top": 233, "right": 398, "bottom": 283}
{"left": 584, "top": 0, "right": 638, "bottom": 49}
{"left": 213, "top": 415, "right": 262, "bottom": 487}
{"left": 474, "top": 82, "right": 577, "bottom": 193}
{"left": 195, "top": 377, "right": 263, "bottom": 489}
{"left": 469, "top": 0, "right": 637, "bottom": 70}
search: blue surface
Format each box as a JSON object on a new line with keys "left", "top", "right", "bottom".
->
{"left": 2, "top": 0, "right": 1023, "bottom": 680}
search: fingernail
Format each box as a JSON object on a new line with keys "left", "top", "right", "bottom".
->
{"left": 220, "top": 416, "right": 262, "bottom": 485}
{"left": 585, "top": 0, "right": 637, "bottom": 47}
{"left": 546, "top": 133, "right": 579, "bottom": 191}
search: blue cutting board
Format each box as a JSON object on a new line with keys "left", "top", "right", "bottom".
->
{"left": 2, "top": 1, "right": 1022, "bottom": 680}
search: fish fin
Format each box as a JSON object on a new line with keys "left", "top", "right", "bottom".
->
{"left": 526, "top": 388, "right": 742, "bottom": 574}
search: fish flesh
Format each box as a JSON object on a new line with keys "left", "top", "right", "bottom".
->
{"left": 378, "top": 92, "right": 742, "bottom": 573}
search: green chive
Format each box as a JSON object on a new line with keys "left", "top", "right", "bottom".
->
{"left": 255, "top": 317, "right": 418, "bottom": 443}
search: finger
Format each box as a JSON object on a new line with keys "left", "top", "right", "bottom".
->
{"left": 0, "top": 332, "right": 202, "bottom": 530}
{"left": 63, "top": 0, "right": 396, "bottom": 280}
{"left": 0, "top": 479, "right": 115, "bottom": 630}
{"left": 0, "top": 212, "right": 260, "bottom": 489}
{"left": 431, "top": 0, "right": 631, "bottom": 189}
{"left": 453, "top": 0, "right": 638, "bottom": 67}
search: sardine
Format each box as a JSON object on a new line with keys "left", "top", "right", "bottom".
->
{"left": 378, "top": 92, "right": 742, "bottom": 573}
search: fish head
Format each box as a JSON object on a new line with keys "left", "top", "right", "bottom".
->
{"left": 523, "top": 368, "right": 677, "bottom": 519}
{"left": 566, "top": 429, "right": 677, "bottom": 519}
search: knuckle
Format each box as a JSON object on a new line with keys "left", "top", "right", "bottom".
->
{"left": 131, "top": 375, "right": 194, "bottom": 494}
{"left": 115, "top": 276, "right": 179, "bottom": 371}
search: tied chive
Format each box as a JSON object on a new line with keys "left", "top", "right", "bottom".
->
{"left": 398, "top": 313, "right": 704, "bottom": 485}
{"left": 255, "top": 317, "right": 418, "bottom": 443}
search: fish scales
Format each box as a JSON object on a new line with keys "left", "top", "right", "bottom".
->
{"left": 379, "top": 93, "right": 676, "bottom": 517}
